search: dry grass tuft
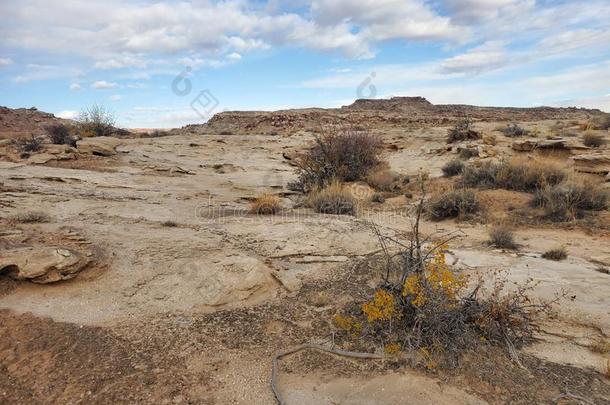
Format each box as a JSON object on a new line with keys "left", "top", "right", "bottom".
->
{"left": 499, "top": 123, "right": 529, "bottom": 137}
{"left": 366, "top": 169, "right": 398, "bottom": 191}
{"left": 11, "top": 211, "right": 51, "bottom": 223}
{"left": 308, "top": 182, "right": 357, "bottom": 216}
{"left": 250, "top": 194, "right": 282, "bottom": 215}
{"left": 487, "top": 225, "right": 518, "bottom": 250}
{"left": 428, "top": 188, "right": 481, "bottom": 220}
{"left": 541, "top": 246, "right": 568, "bottom": 261}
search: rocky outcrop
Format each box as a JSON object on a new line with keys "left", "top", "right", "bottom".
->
{"left": 0, "top": 246, "right": 90, "bottom": 283}
{"left": 571, "top": 153, "right": 610, "bottom": 174}
{"left": 77, "top": 136, "right": 122, "bottom": 156}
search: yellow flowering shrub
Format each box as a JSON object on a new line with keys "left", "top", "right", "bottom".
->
{"left": 333, "top": 314, "right": 362, "bottom": 335}
{"left": 402, "top": 248, "right": 467, "bottom": 308}
{"left": 362, "top": 289, "right": 395, "bottom": 323}
{"left": 384, "top": 342, "right": 402, "bottom": 356}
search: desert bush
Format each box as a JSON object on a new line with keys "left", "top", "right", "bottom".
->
{"left": 294, "top": 130, "right": 383, "bottom": 191}
{"left": 487, "top": 226, "right": 517, "bottom": 249}
{"left": 45, "top": 123, "right": 76, "bottom": 146}
{"left": 499, "top": 123, "right": 529, "bottom": 137}
{"left": 10, "top": 211, "right": 51, "bottom": 223}
{"left": 161, "top": 220, "right": 178, "bottom": 227}
{"left": 446, "top": 119, "right": 481, "bottom": 143}
{"left": 461, "top": 159, "right": 565, "bottom": 192}
{"left": 531, "top": 180, "right": 608, "bottom": 221}
{"left": 77, "top": 103, "right": 116, "bottom": 137}
{"left": 13, "top": 135, "right": 44, "bottom": 153}
{"left": 250, "top": 194, "right": 281, "bottom": 215}
{"left": 458, "top": 147, "right": 478, "bottom": 160}
{"left": 582, "top": 132, "right": 607, "bottom": 148}
{"left": 427, "top": 188, "right": 480, "bottom": 220}
{"left": 441, "top": 160, "right": 464, "bottom": 177}
{"left": 541, "top": 247, "right": 567, "bottom": 261}
{"left": 334, "top": 194, "right": 558, "bottom": 368}
{"left": 308, "top": 182, "right": 357, "bottom": 216}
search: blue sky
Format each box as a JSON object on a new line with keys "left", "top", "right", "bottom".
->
{"left": 1, "top": 0, "right": 609, "bottom": 128}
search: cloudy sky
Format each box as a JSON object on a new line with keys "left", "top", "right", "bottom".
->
{"left": 0, "top": 0, "right": 609, "bottom": 128}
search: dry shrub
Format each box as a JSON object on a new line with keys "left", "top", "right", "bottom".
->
{"left": 531, "top": 178, "right": 608, "bottom": 222}
{"left": 294, "top": 130, "right": 383, "bottom": 191}
{"left": 13, "top": 135, "right": 44, "bottom": 153}
{"left": 250, "top": 194, "right": 281, "bottom": 215}
{"left": 499, "top": 123, "right": 529, "bottom": 137}
{"left": 446, "top": 119, "right": 481, "bottom": 143}
{"left": 367, "top": 169, "right": 402, "bottom": 192}
{"left": 335, "top": 194, "right": 558, "bottom": 368}
{"left": 458, "top": 147, "right": 479, "bottom": 160}
{"left": 541, "top": 247, "right": 567, "bottom": 261}
{"left": 308, "top": 182, "right": 357, "bottom": 216}
{"left": 487, "top": 226, "right": 517, "bottom": 249}
{"left": 11, "top": 211, "right": 51, "bottom": 223}
{"left": 45, "top": 124, "right": 76, "bottom": 146}
{"left": 441, "top": 160, "right": 464, "bottom": 177}
{"left": 461, "top": 159, "right": 565, "bottom": 192}
{"left": 427, "top": 188, "right": 480, "bottom": 220}
{"left": 161, "top": 220, "right": 178, "bottom": 227}
{"left": 582, "top": 132, "right": 607, "bottom": 148}
{"left": 371, "top": 193, "right": 386, "bottom": 203}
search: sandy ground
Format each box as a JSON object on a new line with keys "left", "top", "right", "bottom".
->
{"left": 1, "top": 124, "right": 609, "bottom": 404}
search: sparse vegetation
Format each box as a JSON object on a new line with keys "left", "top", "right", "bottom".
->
{"left": 294, "top": 130, "right": 383, "bottom": 191}
{"left": 307, "top": 182, "right": 357, "bottom": 216}
{"left": 499, "top": 123, "right": 529, "bottom": 137}
{"left": 10, "top": 211, "right": 51, "bottom": 223}
{"left": 45, "top": 123, "right": 76, "bottom": 146}
{"left": 461, "top": 159, "right": 565, "bottom": 192}
{"left": 13, "top": 135, "right": 44, "bottom": 153}
{"left": 441, "top": 159, "right": 464, "bottom": 177}
{"left": 587, "top": 114, "right": 610, "bottom": 130}
{"left": 487, "top": 226, "right": 517, "bottom": 249}
{"left": 446, "top": 119, "right": 481, "bottom": 143}
{"left": 458, "top": 147, "right": 478, "bottom": 160}
{"left": 366, "top": 169, "right": 400, "bottom": 191}
{"left": 161, "top": 220, "right": 178, "bottom": 227}
{"left": 77, "top": 103, "right": 116, "bottom": 137}
{"left": 531, "top": 180, "right": 608, "bottom": 221}
{"left": 582, "top": 132, "right": 607, "bottom": 148}
{"left": 427, "top": 188, "right": 480, "bottom": 220}
{"left": 541, "top": 247, "right": 568, "bottom": 261}
{"left": 250, "top": 194, "right": 281, "bottom": 215}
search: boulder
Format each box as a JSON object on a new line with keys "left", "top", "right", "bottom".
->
{"left": 77, "top": 136, "right": 122, "bottom": 156}
{"left": 512, "top": 139, "right": 536, "bottom": 151}
{"left": 0, "top": 246, "right": 90, "bottom": 283}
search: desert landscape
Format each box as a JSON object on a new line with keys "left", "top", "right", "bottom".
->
{"left": 1, "top": 97, "right": 609, "bottom": 404}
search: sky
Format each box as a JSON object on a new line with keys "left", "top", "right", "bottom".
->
{"left": 0, "top": 0, "right": 609, "bottom": 128}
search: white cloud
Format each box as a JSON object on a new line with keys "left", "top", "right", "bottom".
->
{"left": 13, "top": 64, "right": 82, "bottom": 83}
{"left": 0, "top": 57, "right": 12, "bottom": 66}
{"left": 93, "top": 55, "right": 147, "bottom": 70}
{"left": 57, "top": 110, "right": 78, "bottom": 119}
{"left": 109, "top": 94, "right": 122, "bottom": 101}
{"left": 69, "top": 82, "right": 81, "bottom": 91}
{"left": 442, "top": 0, "right": 525, "bottom": 23}
{"left": 227, "top": 52, "right": 242, "bottom": 61}
{"left": 91, "top": 80, "right": 117, "bottom": 89}
{"left": 438, "top": 41, "right": 509, "bottom": 75}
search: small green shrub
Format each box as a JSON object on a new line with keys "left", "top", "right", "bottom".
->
{"left": 441, "top": 160, "right": 465, "bottom": 177}
{"left": 541, "top": 247, "right": 567, "bottom": 261}
{"left": 499, "top": 123, "right": 529, "bottom": 137}
{"left": 428, "top": 189, "right": 480, "bottom": 220}
{"left": 582, "top": 132, "right": 607, "bottom": 148}
{"left": 446, "top": 119, "right": 481, "bottom": 143}
{"left": 487, "top": 226, "right": 517, "bottom": 249}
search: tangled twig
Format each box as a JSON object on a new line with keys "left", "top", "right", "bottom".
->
{"left": 271, "top": 344, "right": 384, "bottom": 405}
